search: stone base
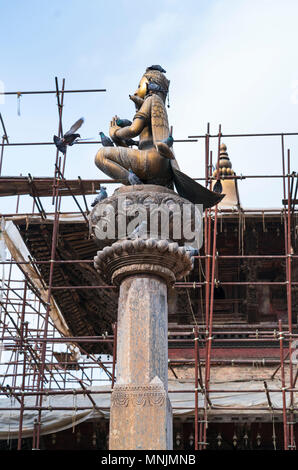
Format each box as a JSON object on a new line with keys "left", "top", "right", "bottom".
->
{"left": 109, "top": 382, "right": 173, "bottom": 450}
{"left": 89, "top": 183, "right": 203, "bottom": 250}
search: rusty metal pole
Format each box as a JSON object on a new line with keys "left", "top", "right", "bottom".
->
{"left": 203, "top": 126, "right": 221, "bottom": 449}
{"left": 281, "top": 135, "right": 286, "bottom": 202}
{"left": 0, "top": 135, "right": 5, "bottom": 176}
{"left": 201, "top": 125, "right": 211, "bottom": 450}
{"left": 279, "top": 320, "right": 289, "bottom": 450}
{"left": 17, "top": 321, "right": 28, "bottom": 450}
{"left": 205, "top": 150, "right": 212, "bottom": 334}
{"left": 17, "top": 280, "right": 28, "bottom": 449}
{"left": 34, "top": 79, "right": 66, "bottom": 449}
{"left": 194, "top": 326, "right": 199, "bottom": 450}
{"left": 204, "top": 123, "right": 211, "bottom": 333}
{"left": 286, "top": 149, "right": 295, "bottom": 450}
{"left": 35, "top": 200, "right": 60, "bottom": 448}
{"left": 52, "top": 78, "right": 65, "bottom": 205}
{"left": 0, "top": 113, "right": 8, "bottom": 176}
{"left": 205, "top": 123, "right": 210, "bottom": 189}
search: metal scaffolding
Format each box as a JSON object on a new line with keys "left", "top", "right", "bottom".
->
{"left": 0, "top": 81, "right": 297, "bottom": 450}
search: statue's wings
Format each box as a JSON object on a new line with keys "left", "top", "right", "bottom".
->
{"left": 150, "top": 95, "right": 223, "bottom": 208}
{"left": 151, "top": 94, "right": 180, "bottom": 167}
{"left": 151, "top": 94, "right": 169, "bottom": 143}
{"left": 171, "top": 166, "right": 225, "bottom": 210}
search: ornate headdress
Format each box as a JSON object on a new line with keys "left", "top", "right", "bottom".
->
{"left": 143, "top": 65, "right": 170, "bottom": 97}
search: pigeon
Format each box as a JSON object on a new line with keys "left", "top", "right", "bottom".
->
{"left": 186, "top": 248, "right": 199, "bottom": 258}
{"left": 99, "top": 131, "right": 114, "bottom": 147}
{"left": 63, "top": 118, "right": 84, "bottom": 145}
{"left": 124, "top": 138, "right": 139, "bottom": 147}
{"left": 147, "top": 81, "right": 166, "bottom": 93}
{"left": 213, "top": 180, "right": 223, "bottom": 194}
{"left": 53, "top": 135, "right": 67, "bottom": 154}
{"left": 162, "top": 134, "right": 174, "bottom": 148}
{"left": 147, "top": 65, "right": 166, "bottom": 73}
{"left": 91, "top": 187, "right": 108, "bottom": 207}
{"left": 128, "top": 169, "right": 143, "bottom": 185}
{"left": 53, "top": 118, "right": 84, "bottom": 154}
{"left": 116, "top": 118, "right": 132, "bottom": 127}
{"left": 130, "top": 220, "right": 147, "bottom": 239}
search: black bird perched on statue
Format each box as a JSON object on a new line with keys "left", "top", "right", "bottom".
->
{"left": 91, "top": 186, "right": 108, "bottom": 207}
{"left": 162, "top": 134, "right": 174, "bottom": 147}
{"left": 99, "top": 131, "right": 114, "bottom": 147}
{"left": 147, "top": 81, "right": 167, "bottom": 94}
{"left": 185, "top": 246, "right": 199, "bottom": 258}
{"left": 161, "top": 126, "right": 174, "bottom": 148}
{"left": 147, "top": 65, "right": 166, "bottom": 73}
{"left": 116, "top": 118, "right": 132, "bottom": 127}
{"left": 94, "top": 65, "right": 225, "bottom": 210}
{"left": 128, "top": 169, "right": 143, "bottom": 185}
{"left": 53, "top": 118, "right": 84, "bottom": 155}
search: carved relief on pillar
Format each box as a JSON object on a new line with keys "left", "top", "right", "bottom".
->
{"left": 109, "top": 380, "right": 172, "bottom": 450}
{"left": 111, "top": 383, "right": 167, "bottom": 408}
{"left": 89, "top": 184, "right": 203, "bottom": 250}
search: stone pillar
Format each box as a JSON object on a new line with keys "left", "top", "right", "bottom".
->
{"left": 111, "top": 274, "right": 170, "bottom": 450}
{"left": 94, "top": 238, "right": 193, "bottom": 450}
{"left": 90, "top": 185, "right": 200, "bottom": 450}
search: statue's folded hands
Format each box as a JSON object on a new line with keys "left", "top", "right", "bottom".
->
{"left": 109, "top": 116, "right": 125, "bottom": 145}
{"left": 111, "top": 115, "right": 145, "bottom": 141}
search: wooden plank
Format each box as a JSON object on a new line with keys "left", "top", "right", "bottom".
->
{"left": 0, "top": 177, "right": 107, "bottom": 197}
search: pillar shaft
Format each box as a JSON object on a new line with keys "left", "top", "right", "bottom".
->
{"left": 109, "top": 273, "right": 172, "bottom": 450}
{"left": 116, "top": 275, "right": 168, "bottom": 386}
{"left": 93, "top": 232, "right": 194, "bottom": 450}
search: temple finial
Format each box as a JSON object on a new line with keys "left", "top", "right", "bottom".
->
{"left": 212, "top": 143, "right": 240, "bottom": 208}
{"left": 213, "top": 143, "right": 235, "bottom": 177}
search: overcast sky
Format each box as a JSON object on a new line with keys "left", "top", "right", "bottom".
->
{"left": 1, "top": 0, "right": 298, "bottom": 213}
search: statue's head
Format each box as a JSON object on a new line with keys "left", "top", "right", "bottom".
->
{"left": 135, "top": 65, "right": 170, "bottom": 102}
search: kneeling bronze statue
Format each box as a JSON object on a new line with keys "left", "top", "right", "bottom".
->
{"left": 95, "top": 65, "right": 224, "bottom": 210}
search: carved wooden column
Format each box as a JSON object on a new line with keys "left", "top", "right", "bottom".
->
{"left": 244, "top": 227, "right": 259, "bottom": 323}
{"left": 94, "top": 239, "right": 193, "bottom": 449}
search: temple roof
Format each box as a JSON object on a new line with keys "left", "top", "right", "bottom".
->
{"left": 3, "top": 207, "right": 294, "bottom": 355}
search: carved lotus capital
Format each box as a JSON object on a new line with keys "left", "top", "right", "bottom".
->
{"left": 94, "top": 238, "right": 194, "bottom": 285}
